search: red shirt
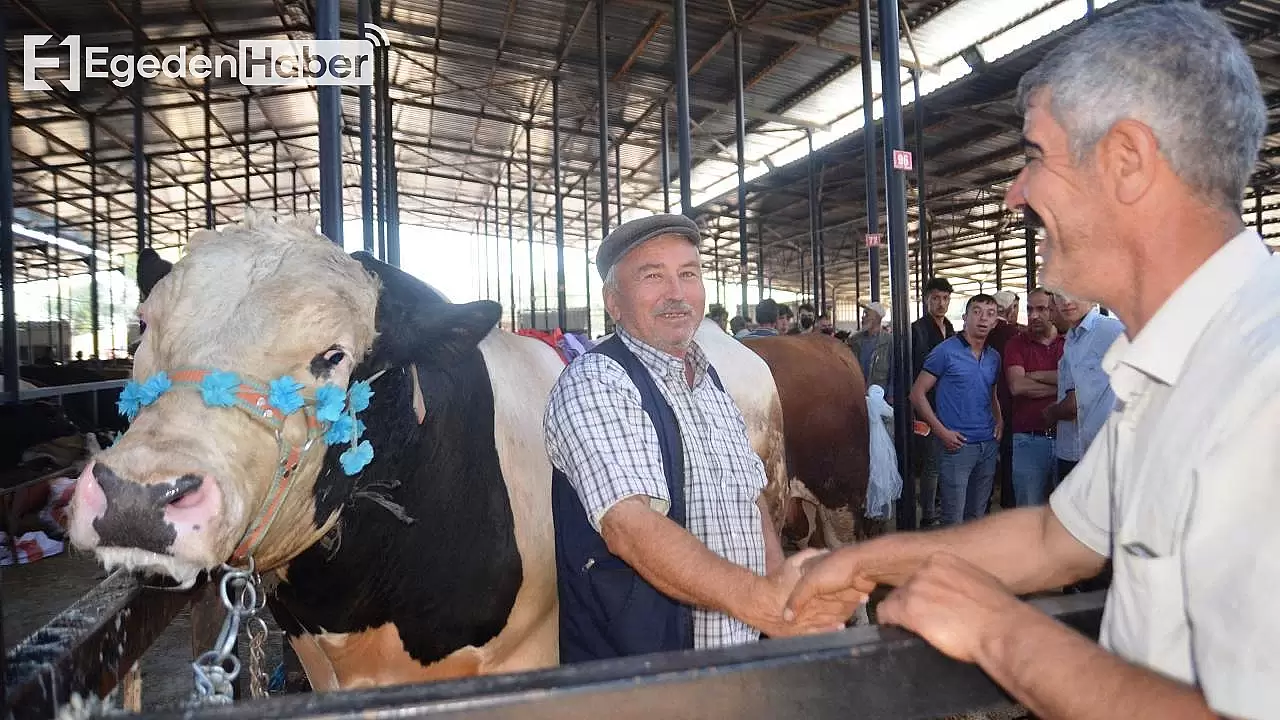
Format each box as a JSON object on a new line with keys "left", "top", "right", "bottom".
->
{"left": 1002, "top": 331, "right": 1065, "bottom": 434}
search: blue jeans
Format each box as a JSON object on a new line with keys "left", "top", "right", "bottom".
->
{"left": 1012, "top": 434, "right": 1056, "bottom": 507}
{"left": 938, "top": 440, "right": 998, "bottom": 526}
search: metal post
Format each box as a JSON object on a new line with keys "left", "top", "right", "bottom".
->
{"left": 734, "top": 30, "right": 749, "bottom": 319}
{"left": 374, "top": 0, "right": 387, "bottom": 261}
{"left": 495, "top": 190, "right": 503, "bottom": 318}
{"left": 807, "top": 130, "right": 820, "bottom": 308}
{"left": 243, "top": 94, "right": 251, "bottom": 206}
{"left": 995, "top": 232, "right": 1004, "bottom": 289}
{"left": 526, "top": 125, "right": 536, "bottom": 327}
{"left": 133, "top": 0, "right": 146, "bottom": 253}
{"left": 317, "top": 0, "right": 343, "bottom": 245}
{"left": 1025, "top": 225, "right": 1036, "bottom": 294}
{"left": 660, "top": 103, "right": 671, "bottom": 213}
{"left": 614, "top": 142, "right": 623, "bottom": 221}
{"left": 757, "top": 218, "right": 765, "bottom": 301}
{"left": 583, "top": 191, "right": 593, "bottom": 337}
{"left": 860, "top": 0, "right": 880, "bottom": 303}
{"left": 53, "top": 178, "right": 63, "bottom": 361}
{"left": 204, "top": 39, "right": 214, "bottom": 229}
{"left": 89, "top": 118, "right": 100, "bottom": 360}
{"left": 541, "top": 217, "right": 550, "bottom": 326}
{"left": 1087, "top": 0, "right": 1095, "bottom": 21}
{"left": 673, "top": 0, "right": 693, "bottom": 216}
{"left": 597, "top": 0, "right": 611, "bottom": 235}
{"left": 913, "top": 68, "right": 930, "bottom": 299}
{"left": 1255, "top": 185, "right": 1263, "bottom": 235}
{"left": 484, "top": 204, "right": 491, "bottom": 300}
{"left": 359, "top": 0, "right": 375, "bottom": 252}
{"left": 272, "top": 141, "right": 279, "bottom": 214}
{"left": 507, "top": 163, "right": 516, "bottom": 330}
{"left": 878, "top": 0, "right": 915, "bottom": 529}
{"left": 383, "top": 41, "right": 401, "bottom": 267}
{"left": 552, "top": 77, "right": 567, "bottom": 329}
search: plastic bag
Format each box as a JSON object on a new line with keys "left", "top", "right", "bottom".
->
{"left": 865, "top": 385, "right": 903, "bottom": 519}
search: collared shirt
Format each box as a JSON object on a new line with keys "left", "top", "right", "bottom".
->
{"left": 544, "top": 327, "right": 768, "bottom": 650}
{"left": 921, "top": 333, "right": 1001, "bottom": 443}
{"left": 1050, "top": 229, "right": 1280, "bottom": 718}
{"left": 1004, "top": 331, "right": 1065, "bottom": 434}
{"left": 740, "top": 327, "right": 779, "bottom": 340}
{"left": 1056, "top": 307, "right": 1126, "bottom": 460}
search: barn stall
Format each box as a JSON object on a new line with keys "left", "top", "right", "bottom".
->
{"left": 4, "top": 0, "right": 1280, "bottom": 717}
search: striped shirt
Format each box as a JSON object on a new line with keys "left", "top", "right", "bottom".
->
{"left": 543, "top": 327, "right": 768, "bottom": 649}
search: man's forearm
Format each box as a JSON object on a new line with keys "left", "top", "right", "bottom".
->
{"left": 911, "top": 392, "right": 946, "bottom": 435}
{"left": 850, "top": 507, "right": 1102, "bottom": 593}
{"left": 979, "top": 607, "right": 1216, "bottom": 720}
{"left": 1025, "top": 370, "right": 1058, "bottom": 384}
{"left": 1011, "top": 378, "right": 1059, "bottom": 399}
{"left": 602, "top": 498, "right": 763, "bottom": 621}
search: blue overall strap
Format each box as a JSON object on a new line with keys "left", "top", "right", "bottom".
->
{"left": 553, "top": 333, "right": 732, "bottom": 662}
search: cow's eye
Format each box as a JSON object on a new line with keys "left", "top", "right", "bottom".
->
{"left": 310, "top": 346, "right": 348, "bottom": 378}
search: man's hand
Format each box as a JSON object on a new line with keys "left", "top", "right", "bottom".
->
{"left": 782, "top": 545, "right": 876, "bottom": 627}
{"left": 876, "top": 552, "right": 1027, "bottom": 664}
{"left": 994, "top": 422, "right": 1004, "bottom": 443}
{"left": 937, "top": 427, "right": 966, "bottom": 451}
{"left": 740, "top": 549, "right": 853, "bottom": 638}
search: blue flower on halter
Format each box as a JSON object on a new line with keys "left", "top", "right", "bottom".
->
{"left": 117, "top": 372, "right": 172, "bottom": 420}
{"left": 347, "top": 380, "right": 374, "bottom": 413}
{"left": 199, "top": 371, "right": 241, "bottom": 408}
{"left": 267, "top": 377, "right": 306, "bottom": 416}
{"left": 339, "top": 439, "right": 374, "bottom": 475}
{"left": 315, "top": 384, "right": 347, "bottom": 424}
{"left": 323, "top": 414, "right": 354, "bottom": 446}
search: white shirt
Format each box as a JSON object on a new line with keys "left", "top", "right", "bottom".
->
{"left": 544, "top": 328, "right": 768, "bottom": 650}
{"left": 1050, "top": 229, "right": 1280, "bottom": 719}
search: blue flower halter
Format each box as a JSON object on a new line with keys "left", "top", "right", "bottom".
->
{"left": 116, "top": 367, "right": 382, "bottom": 564}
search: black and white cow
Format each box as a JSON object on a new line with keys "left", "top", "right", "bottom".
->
{"left": 67, "top": 212, "right": 563, "bottom": 688}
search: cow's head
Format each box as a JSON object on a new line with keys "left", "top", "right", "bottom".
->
{"left": 67, "top": 212, "right": 381, "bottom": 587}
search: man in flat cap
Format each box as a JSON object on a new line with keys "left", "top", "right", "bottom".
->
{"left": 544, "top": 213, "right": 847, "bottom": 663}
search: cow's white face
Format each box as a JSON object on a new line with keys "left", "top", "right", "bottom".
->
{"left": 67, "top": 212, "right": 380, "bottom": 587}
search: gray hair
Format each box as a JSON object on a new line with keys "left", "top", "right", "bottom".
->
{"left": 1016, "top": 2, "right": 1265, "bottom": 213}
{"left": 602, "top": 263, "right": 618, "bottom": 292}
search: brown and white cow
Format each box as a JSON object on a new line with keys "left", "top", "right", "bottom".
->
{"left": 66, "top": 212, "right": 565, "bottom": 689}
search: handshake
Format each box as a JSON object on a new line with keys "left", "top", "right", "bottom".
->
{"left": 733, "top": 548, "right": 876, "bottom": 639}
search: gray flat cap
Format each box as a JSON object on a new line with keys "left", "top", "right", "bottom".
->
{"left": 595, "top": 213, "right": 701, "bottom": 280}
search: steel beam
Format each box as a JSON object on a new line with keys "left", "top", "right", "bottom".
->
{"left": 660, "top": 103, "right": 671, "bottom": 212}
{"left": 1, "top": 2, "right": 17, "bottom": 403}
{"left": 508, "top": 162, "right": 517, "bottom": 330}
{"left": 1025, "top": 224, "right": 1036, "bottom": 294}
{"left": 359, "top": 0, "right": 376, "bottom": 253}
{"left": 597, "top": 0, "right": 612, "bottom": 236}
{"left": 132, "top": 0, "right": 146, "bottom": 252}
{"left": 526, "top": 124, "right": 537, "bottom": 325}
{"left": 807, "top": 130, "right": 820, "bottom": 308}
{"left": 553, "top": 77, "right": 567, "bottom": 329}
{"left": 861, "top": 0, "right": 880, "bottom": 303}
{"left": 673, "top": 0, "right": 693, "bottom": 215}
{"left": 878, "top": 0, "right": 915, "bottom": 530}
{"left": 203, "top": 39, "right": 214, "bottom": 229}
{"left": 734, "top": 30, "right": 750, "bottom": 319}
{"left": 383, "top": 38, "right": 401, "bottom": 267}
{"left": 316, "top": 0, "right": 344, "bottom": 246}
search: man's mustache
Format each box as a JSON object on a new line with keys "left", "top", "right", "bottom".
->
{"left": 653, "top": 302, "right": 694, "bottom": 317}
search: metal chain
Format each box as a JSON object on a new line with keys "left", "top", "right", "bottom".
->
{"left": 188, "top": 559, "right": 270, "bottom": 707}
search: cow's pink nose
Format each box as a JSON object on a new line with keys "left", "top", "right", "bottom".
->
{"left": 74, "top": 460, "right": 220, "bottom": 553}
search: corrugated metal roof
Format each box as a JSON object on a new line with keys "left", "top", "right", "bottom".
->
{"left": 6, "top": 0, "right": 1280, "bottom": 306}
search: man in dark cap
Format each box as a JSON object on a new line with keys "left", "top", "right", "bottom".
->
{"left": 544, "top": 213, "right": 847, "bottom": 663}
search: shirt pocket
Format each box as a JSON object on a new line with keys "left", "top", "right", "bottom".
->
{"left": 1110, "top": 550, "right": 1189, "bottom": 673}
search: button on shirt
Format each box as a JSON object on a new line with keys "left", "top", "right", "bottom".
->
{"left": 1049, "top": 229, "right": 1280, "bottom": 718}
{"left": 544, "top": 327, "right": 768, "bottom": 650}
{"left": 1056, "top": 307, "right": 1126, "bottom": 461}
{"left": 921, "top": 334, "right": 1001, "bottom": 443}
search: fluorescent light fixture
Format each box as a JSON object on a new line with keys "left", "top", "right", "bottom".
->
{"left": 13, "top": 223, "right": 112, "bottom": 265}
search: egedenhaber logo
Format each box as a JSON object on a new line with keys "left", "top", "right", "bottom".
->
{"left": 23, "top": 24, "right": 388, "bottom": 91}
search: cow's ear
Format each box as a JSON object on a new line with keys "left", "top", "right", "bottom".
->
{"left": 137, "top": 248, "right": 174, "bottom": 301}
{"left": 411, "top": 300, "right": 502, "bottom": 367}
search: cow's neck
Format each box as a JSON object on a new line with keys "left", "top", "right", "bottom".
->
{"left": 266, "top": 356, "right": 523, "bottom": 667}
